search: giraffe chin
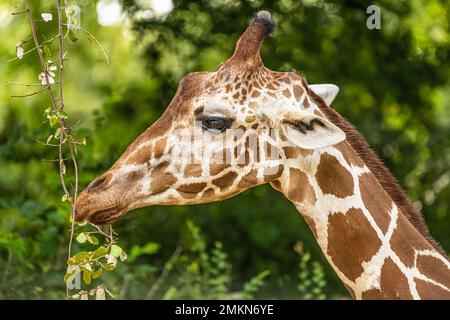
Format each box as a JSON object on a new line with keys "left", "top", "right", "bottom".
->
{"left": 87, "top": 207, "right": 127, "bottom": 225}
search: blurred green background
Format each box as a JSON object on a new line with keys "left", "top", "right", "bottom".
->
{"left": 0, "top": 0, "right": 449, "bottom": 299}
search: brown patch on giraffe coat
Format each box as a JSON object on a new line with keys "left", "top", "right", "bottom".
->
{"left": 380, "top": 258, "right": 413, "bottom": 299}
{"left": 177, "top": 182, "right": 207, "bottom": 198}
{"left": 212, "top": 171, "right": 238, "bottom": 191}
{"left": 282, "top": 89, "right": 291, "bottom": 98}
{"left": 238, "top": 169, "right": 257, "bottom": 188}
{"left": 245, "top": 115, "right": 256, "bottom": 123}
{"left": 334, "top": 142, "right": 364, "bottom": 167}
{"left": 184, "top": 164, "right": 202, "bottom": 177}
{"left": 150, "top": 173, "right": 177, "bottom": 195}
{"left": 154, "top": 137, "right": 167, "bottom": 159}
{"left": 127, "top": 145, "right": 153, "bottom": 164}
{"left": 293, "top": 85, "right": 304, "bottom": 101}
{"left": 287, "top": 168, "right": 316, "bottom": 204}
{"left": 416, "top": 254, "right": 450, "bottom": 289}
{"left": 390, "top": 215, "right": 432, "bottom": 267}
{"left": 281, "top": 76, "right": 291, "bottom": 85}
{"left": 152, "top": 161, "right": 169, "bottom": 176}
{"left": 359, "top": 172, "right": 392, "bottom": 234}
{"left": 210, "top": 164, "right": 231, "bottom": 176}
{"left": 415, "top": 279, "right": 450, "bottom": 299}
{"left": 283, "top": 146, "right": 299, "bottom": 159}
{"left": 303, "top": 98, "right": 310, "bottom": 109}
{"left": 316, "top": 153, "right": 354, "bottom": 198}
{"left": 327, "top": 208, "right": 381, "bottom": 282}
{"left": 361, "top": 288, "right": 385, "bottom": 299}
{"left": 270, "top": 180, "right": 282, "bottom": 192}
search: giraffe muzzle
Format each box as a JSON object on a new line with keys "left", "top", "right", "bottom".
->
{"left": 74, "top": 182, "right": 130, "bottom": 225}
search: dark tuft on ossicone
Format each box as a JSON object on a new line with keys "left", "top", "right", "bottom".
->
{"left": 254, "top": 10, "right": 276, "bottom": 36}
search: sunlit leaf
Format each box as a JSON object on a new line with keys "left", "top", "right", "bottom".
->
{"left": 41, "top": 13, "right": 53, "bottom": 22}
{"left": 110, "top": 244, "right": 122, "bottom": 258}
{"left": 76, "top": 233, "right": 87, "bottom": 244}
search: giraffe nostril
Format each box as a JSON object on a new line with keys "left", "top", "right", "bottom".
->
{"left": 87, "top": 175, "right": 108, "bottom": 191}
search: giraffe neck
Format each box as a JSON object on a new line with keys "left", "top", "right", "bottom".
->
{"left": 276, "top": 142, "right": 450, "bottom": 299}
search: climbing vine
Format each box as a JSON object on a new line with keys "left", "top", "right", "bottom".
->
{"left": 9, "top": 0, "right": 125, "bottom": 299}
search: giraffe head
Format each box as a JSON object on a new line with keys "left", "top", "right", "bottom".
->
{"left": 75, "top": 11, "right": 346, "bottom": 224}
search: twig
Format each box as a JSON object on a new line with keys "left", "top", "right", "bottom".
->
{"left": 58, "top": 1, "right": 65, "bottom": 110}
{"left": 23, "top": 0, "right": 58, "bottom": 109}
{"left": 7, "top": 80, "right": 59, "bottom": 87}
{"left": 63, "top": 24, "right": 110, "bottom": 64}
{"left": 11, "top": 86, "right": 48, "bottom": 98}
{"left": 145, "top": 246, "right": 183, "bottom": 300}
{"left": 41, "top": 156, "right": 72, "bottom": 162}
{"left": 11, "top": 9, "right": 26, "bottom": 15}
{"left": 2, "top": 35, "right": 58, "bottom": 63}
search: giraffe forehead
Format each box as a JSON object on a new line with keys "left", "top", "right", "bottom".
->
{"left": 199, "top": 70, "right": 316, "bottom": 118}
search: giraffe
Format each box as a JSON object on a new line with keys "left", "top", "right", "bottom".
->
{"left": 74, "top": 11, "right": 450, "bottom": 299}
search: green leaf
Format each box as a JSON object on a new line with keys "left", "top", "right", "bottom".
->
{"left": 49, "top": 115, "right": 59, "bottom": 127}
{"left": 128, "top": 242, "right": 160, "bottom": 262}
{"left": 82, "top": 270, "right": 92, "bottom": 285}
{"left": 69, "top": 29, "right": 78, "bottom": 43}
{"left": 103, "top": 263, "right": 116, "bottom": 271}
{"left": 92, "top": 268, "right": 103, "bottom": 279}
{"left": 93, "top": 246, "right": 107, "bottom": 259}
{"left": 57, "top": 110, "right": 68, "bottom": 119}
{"left": 85, "top": 234, "right": 99, "bottom": 245}
{"left": 76, "top": 233, "right": 87, "bottom": 244}
{"left": 64, "top": 265, "right": 80, "bottom": 284}
{"left": 110, "top": 244, "right": 122, "bottom": 258}
{"left": 119, "top": 250, "right": 127, "bottom": 262}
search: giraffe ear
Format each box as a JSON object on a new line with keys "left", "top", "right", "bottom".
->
{"left": 280, "top": 111, "right": 346, "bottom": 150}
{"left": 308, "top": 84, "right": 339, "bottom": 105}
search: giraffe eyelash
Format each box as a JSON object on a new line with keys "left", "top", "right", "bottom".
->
{"left": 284, "top": 118, "right": 326, "bottom": 134}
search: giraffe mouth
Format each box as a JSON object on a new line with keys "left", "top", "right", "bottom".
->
{"left": 88, "top": 206, "right": 127, "bottom": 225}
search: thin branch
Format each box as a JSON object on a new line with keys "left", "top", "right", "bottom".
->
{"left": 41, "top": 156, "right": 72, "bottom": 162}
{"left": 23, "top": 0, "right": 58, "bottom": 109}
{"left": 2, "top": 35, "right": 58, "bottom": 63}
{"left": 58, "top": 0, "right": 65, "bottom": 110}
{"left": 11, "top": 86, "right": 47, "bottom": 98}
{"left": 63, "top": 24, "right": 110, "bottom": 64}
{"left": 11, "top": 9, "right": 26, "bottom": 15}
{"left": 7, "top": 80, "right": 59, "bottom": 87}
{"left": 35, "top": 139, "right": 59, "bottom": 147}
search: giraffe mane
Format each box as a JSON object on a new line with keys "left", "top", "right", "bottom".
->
{"left": 303, "top": 79, "right": 446, "bottom": 256}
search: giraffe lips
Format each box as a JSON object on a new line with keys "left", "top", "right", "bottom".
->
{"left": 87, "top": 206, "right": 126, "bottom": 225}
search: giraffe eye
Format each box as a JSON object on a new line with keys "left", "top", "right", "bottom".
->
{"left": 201, "top": 116, "right": 233, "bottom": 133}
